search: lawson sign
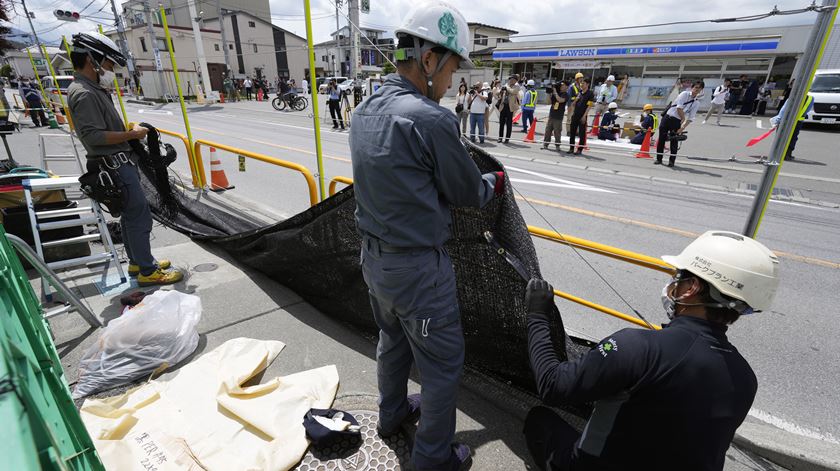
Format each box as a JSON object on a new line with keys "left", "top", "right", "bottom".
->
{"left": 493, "top": 40, "right": 780, "bottom": 60}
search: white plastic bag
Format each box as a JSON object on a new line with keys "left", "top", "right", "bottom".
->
{"left": 73, "top": 290, "right": 202, "bottom": 399}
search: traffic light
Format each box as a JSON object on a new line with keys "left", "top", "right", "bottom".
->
{"left": 361, "top": 0, "right": 370, "bottom": 14}
{"left": 53, "top": 10, "right": 80, "bottom": 21}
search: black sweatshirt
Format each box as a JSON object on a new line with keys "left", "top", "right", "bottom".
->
{"left": 527, "top": 313, "right": 757, "bottom": 471}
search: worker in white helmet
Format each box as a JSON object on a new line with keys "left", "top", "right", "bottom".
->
{"left": 523, "top": 231, "right": 779, "bottom": 470}
{"left": 349, "top": 2, "right": 505, "bottom": 469}
{"left": 593, "top": 75, "right": 618, "bottom": 122}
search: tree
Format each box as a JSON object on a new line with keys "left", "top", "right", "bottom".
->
{"left": 381, "top": 61, "right": 395, "bottom": 75}
{"left": 0, "top": 0, "right": 12, "bottom": 57}
{"left": 0, "top": 64, "right": 12, "bottom": 78}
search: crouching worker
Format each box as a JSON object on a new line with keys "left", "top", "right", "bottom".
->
{"left": 522, "top": 230, "right": 780, "bottom": 470}
{"left": 68, "top": 32, "right": 183, "bottom": 286}
{"left": 630, "top": 103, "right": 657, "bottom": 145}
{"left": 597, "top": 102, "right": 620, "bottom": 141}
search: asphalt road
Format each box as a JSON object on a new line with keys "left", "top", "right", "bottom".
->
{"left": 121, "top": 95, "right": 840, "bottom": 445}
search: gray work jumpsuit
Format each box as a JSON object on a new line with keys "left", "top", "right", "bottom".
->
{"left": 68, "top": 74, "right": 156, "bottom": 275}
{"left": 350, "top": 74, "right": 497, "bottom": 470}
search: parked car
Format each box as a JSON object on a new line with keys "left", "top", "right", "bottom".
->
{"left": 318, "top": 76, "right": 351, "bottom": 94}
{"left": 40, "top": 75, "right": 74, "bottom": 107}
{"left": 804, "top": 69, "right": 840, "bottom": 127}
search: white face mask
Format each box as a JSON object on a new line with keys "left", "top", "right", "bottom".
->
{"left": 99, "top": 69, "right": 116, "bottom": 88}
{"left": 661, "top": 280, "right": 686, "bottom": 320}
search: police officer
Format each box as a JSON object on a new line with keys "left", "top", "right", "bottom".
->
{"left": 521, "top": 79, "right": 538, "bottom": 133}
{"left": 655, "top": 81, "right": 704, "bottom": 167}
{"left": 522, "top": 230, "right": 780, "bottom": 471}
{"left": 68, "top": 33, "right": 183, "bottom": 286}
{"left": 349, "top": 2, "right": 504, "bottom": 469}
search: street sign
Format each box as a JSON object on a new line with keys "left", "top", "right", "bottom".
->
{"left": 153, "top": 49, "right": 163, "bottom": 70}
{"left": 361, "top": 0, "right": 370, "bottom": 14}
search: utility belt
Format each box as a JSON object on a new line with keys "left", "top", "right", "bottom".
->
{"left": 362, "top": 234, "right": 430, "bottom": 255}
{"left": 79, "top": 151, "right": 134, "bottom": 217}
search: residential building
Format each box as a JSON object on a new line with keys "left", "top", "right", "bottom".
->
{"left": 313, "top": 25, "right": 394, "bottom": 79}
{"left": 467, "top": 22, "right": 517, "bottom": 65}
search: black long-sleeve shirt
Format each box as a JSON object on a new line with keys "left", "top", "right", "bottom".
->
{"left": 527, "top": 313, "right": 757, "bottom": 471}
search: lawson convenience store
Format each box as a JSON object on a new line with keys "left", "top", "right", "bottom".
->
{"left": 492, "top": 25, "right": 823, "bottom": 109}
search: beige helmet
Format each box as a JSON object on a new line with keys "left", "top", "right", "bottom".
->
{"left": 662, "top": 231, "right": 780, "bottom": 312}
{"left": 643, "top": 103, "right": 654, "bottom": 111}
{"left": 574, "top": 72, "right": 584, "bottom": 79}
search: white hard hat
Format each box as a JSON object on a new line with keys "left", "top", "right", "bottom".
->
{"left": 394, "top": 1, "right": 473, "bottom": 69}
{"left": 608, "top": 101, "right": 618, "bottom": 109}
{"left": 482, "top": 82, "right": 490, "bottom": 89}
{"left": 72, "top": 32, "right": 126, "bottom": 67}
{"left": 606, "top": 75, "right": 615, "bottom": 82}
{"left": 527, "top": 79, "right": 535, "bottom": 86}
{"left": 662, "top": 231, "right": 780, "bottom": 312}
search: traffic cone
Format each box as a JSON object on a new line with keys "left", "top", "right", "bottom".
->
{"left": 588, "top": 113, "right": 600, "bottom": 137}
{"left": 634, "top": 129, "right": 653, "bottom": 158}
{"left": 208, "top": 147, "right": 234, "bottom": 191}
{"left": 257, "top": 89, "right": 263, "bottom": 102}
{"left": 512, "top": 111, "right": 522, "bottom": 124}
{"left": 524, "top": 117, "right": 537, "bottom": 143}
{"left": 220, "top": 92, "right": 225, "bottom": 103}
{"left": 47, "top": 111, "right": 59, "bottom": 129}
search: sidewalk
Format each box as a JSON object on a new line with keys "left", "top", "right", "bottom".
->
{"left": 5, "top": 125, "right": 824, "bottom": 471}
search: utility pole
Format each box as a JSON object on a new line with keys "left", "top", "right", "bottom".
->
{"left": 19, "top": 0, "right": 49, "bottom": 66}
{"left": 334, "top": 0, "right": 342, "bottom": 76}
{"left": 186, "top": 0, "right": 214, "bottom": 101}
{"left": 108, "top": 0, "right": 138, "bottom": 92}
{"left": 348, "top": 0, "right": 361, "bottom": 80}
{"left": 143, "top": 0, "right": 169, "bottom": 99}
{"left": 216, "top": 0, "right": 232, "bottom": 77}
{"left": 742, "top": 0, "right": 838, "bottom": 237}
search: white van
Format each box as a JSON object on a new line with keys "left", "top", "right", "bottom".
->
{"left": 804, "top": 69, "right": 840, "bottom": 125}
{"left": 40, "top": 75, "right": 74, "bottom": 107}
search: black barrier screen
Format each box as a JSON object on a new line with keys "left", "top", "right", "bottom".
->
{"left": 142, "top": 141, "right": 591, "bottom": 398}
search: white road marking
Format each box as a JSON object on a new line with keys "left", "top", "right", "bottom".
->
{"left": 756, "top": 119, "right": 763, "bottom": 129}
{"left": 505, "top": 164, "right": 608, "bottom": 189}
{"left": 749, "top": 408, "right": 840, "bottom": 444}
{"left": 509, "top": 178, "right": 616, "bottom": 193}
{"left": 137, "top": 109, "right": 173, "bottom": 115}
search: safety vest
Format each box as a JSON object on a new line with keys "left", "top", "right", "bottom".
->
{"left": 524, "top": 89, "right": 537, "bottom": 109}
{"left": 649, "top": 113, "right": 658, "bottom": 131}
{"left": 797, "top": 95, "right": 814, "bottom": 121}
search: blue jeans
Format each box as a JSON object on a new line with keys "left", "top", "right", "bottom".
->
{"left": 522, "top": 108, "right": 535, "bottom": 131}
{"left": 117, "top": 161, "right": 156, "bottom": 274}
{"left": 361, "top": 236, "right": 463, "bottom": 469}
{"left": 469, "top": 113, "right": 485, "bottom": 143}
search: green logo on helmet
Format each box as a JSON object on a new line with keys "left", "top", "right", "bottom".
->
{"left": 438, "top": 12, "right": 459, "bottom": 52}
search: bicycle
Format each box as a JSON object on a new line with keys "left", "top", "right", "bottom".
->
{"left": 272, "top": 92, "right": 308, "bottom": 112}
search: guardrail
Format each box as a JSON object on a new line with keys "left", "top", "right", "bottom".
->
{"left": 327, "top": 175, "right": 665, "bottom": 330}
{"left": 193, "top": 139, "right": 319, "bottom": 207}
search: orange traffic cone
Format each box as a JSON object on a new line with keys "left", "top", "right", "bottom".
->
{"left": 257, "top": 89, "right": 263, "bottom": 102}
{"left": 588, "top": 113, "right": 601, "bottom": 137}
{"left": 635, "top": 129, "right": 653, "bottom": 158}
{"left": 524, "top": 117, "right": 537, "bottom": 143}
{"left": 208, "top": 147, "right": 234, "bottom": 191}
{"left": 512, "top": 111, "right": 522, "bottom": 124}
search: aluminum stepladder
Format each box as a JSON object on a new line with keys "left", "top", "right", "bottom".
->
{"left": 39, "top": 133, "right": 84, "bottom": 176}
{"left": 21, "top": 176, "right": 126, "bottom": 300}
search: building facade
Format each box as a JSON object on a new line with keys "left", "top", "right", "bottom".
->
{"left": 467, "top": 22, "right": 516, "bottom": 64}
{"left": 493, "top": 25, "right": 840, "bottom": 109}
{"left": 313, "top": 26, "right": 394, "bottom": 78}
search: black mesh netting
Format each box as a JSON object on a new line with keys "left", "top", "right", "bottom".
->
{"left": 139, "top": 141, "right": 591, "bottom": 397}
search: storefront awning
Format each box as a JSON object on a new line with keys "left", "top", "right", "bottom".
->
{"left": 494, "top": 39, "right": 780, "bottom": 61}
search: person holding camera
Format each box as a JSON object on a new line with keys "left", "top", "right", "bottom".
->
{"left": 543, "top": 81, "right": 567, "bottom": 150}
{"left": 483, "top": 81, "right": 495, "bottom": 135}
{"left": 496, "top": 75, "right": 521, "bottom": 144}
{"left": 328, "top": 79, "right": 345, "bottom": 130}
{"left": 655, "top": 81, "right": 704, "bottom": 167}
{"left": 468, "top": 82, "right": 489, "bottom": 143}
{"left": 567, "top": 79, "right": 594, "bottom": 155}
{"left": 597, "top": 102, "right": 620, "bottom": 141}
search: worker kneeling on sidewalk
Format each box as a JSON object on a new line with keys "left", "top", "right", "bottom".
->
{"left": 350, "top": 2, "right": 504, "bottom": 470}
{"left": 523, "top": 231, "right": 780, "bottom": 470}
{"left": 68, "top": 32, "right": 183, "bottom": 286}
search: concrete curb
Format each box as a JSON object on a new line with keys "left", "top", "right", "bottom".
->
{"left": 735, "top": 422, "right": 840, "bottom": 470}
{"left": 126, "top": 99, "right": 156, "bottom": 106}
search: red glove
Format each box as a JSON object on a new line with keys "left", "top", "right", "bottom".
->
{"left": 493, "top": 171, "right": 505, "bottom": 195}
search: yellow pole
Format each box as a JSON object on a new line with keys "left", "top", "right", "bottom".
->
{"left": 96, "top": 26, "right": 130, "bottom": 129}
{"left": 24, "top": 48, "right": 51, "bottom": 110}
{"left": 303, "top": 0, "right": 326, "bottom": 200}
{"left": 39, "top": 44, "right": 74, "bottom": 131}
{"left": 160, "top": 6, "right": 203, "bottom": 189}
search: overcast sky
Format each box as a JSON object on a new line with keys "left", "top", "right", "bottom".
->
{"left": 8, "top": 0, "right": 837, "bottom": 47}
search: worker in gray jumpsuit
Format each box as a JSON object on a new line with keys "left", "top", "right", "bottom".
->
{"left": 349, "top": 2, "right": 504, "bottom": 470}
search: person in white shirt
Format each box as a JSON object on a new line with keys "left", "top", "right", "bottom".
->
{"left": 594, "top": 75, "right": 618, "bottom": 118}
{"left": 468, "top": 81, "right": 489, "bottom": 143}
{"left": 301, "top": 78, "right": 309, "bottom": 94}
{"left": 703, "top": 79, "right": 730, "bottom": 126}
{"left": 656, "top": 81, "right": 704, "bottom": 167}
{"left": 243, "top": 77, "right": 253, "bottom": 100}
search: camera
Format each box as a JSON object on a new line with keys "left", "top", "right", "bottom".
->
{"left": 667, "top": 132, "right": 688, "bottom": 141}
{"left": 469, "top": 89, "right": 476, "bottom": 95}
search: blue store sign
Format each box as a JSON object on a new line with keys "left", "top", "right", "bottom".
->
{"left": 493, "top": 40, "right": 780, "bottom": 60}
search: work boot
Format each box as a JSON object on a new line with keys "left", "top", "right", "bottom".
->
{"left": 416, "top": 443, "right": 473, "bottom": 471}
{"left": 668, "top": 157, "right": 676, "bottom": 167}
{"left": 128, "top": 260, "right": 171, "bottom": 277}
{"left": 567, "top": 147, "right": 575, "bottom": 155}
{"left": 377, "top": 393, "right": 421, "bottom": 438}
{"left": 654, "top": 158, "right": 663, "bottom": 165}
{"left": 137, "top": 268, "right": 184, "bottom": 287}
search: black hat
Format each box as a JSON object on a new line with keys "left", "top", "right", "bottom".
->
{"left": 303, "top": 408, "right": 361, "bottom": 446}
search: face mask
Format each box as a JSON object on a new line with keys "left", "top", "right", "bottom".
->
{"left": 99, "top": 69, "right": 116, "bottom": 87}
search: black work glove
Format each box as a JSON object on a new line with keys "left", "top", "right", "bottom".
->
{"left": 526, "top": 278, "right": 555, "bottom": 317}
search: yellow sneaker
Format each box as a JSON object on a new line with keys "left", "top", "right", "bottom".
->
{"left": 137, "top": 268, "right": 184, "bottom": 286}
{"left": 128, "top": 260, "right": 171, "bottom": 277}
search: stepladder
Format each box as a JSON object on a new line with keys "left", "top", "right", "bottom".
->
{"left": 39, "top": 133, "right": 84, "bottom": 177}
{"left": 21, "top": 176, "right": 126, "bottom": 300}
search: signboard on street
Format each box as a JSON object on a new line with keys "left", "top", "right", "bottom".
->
{"left": 553, "top": 61, "right": 599, "bottom": 69}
